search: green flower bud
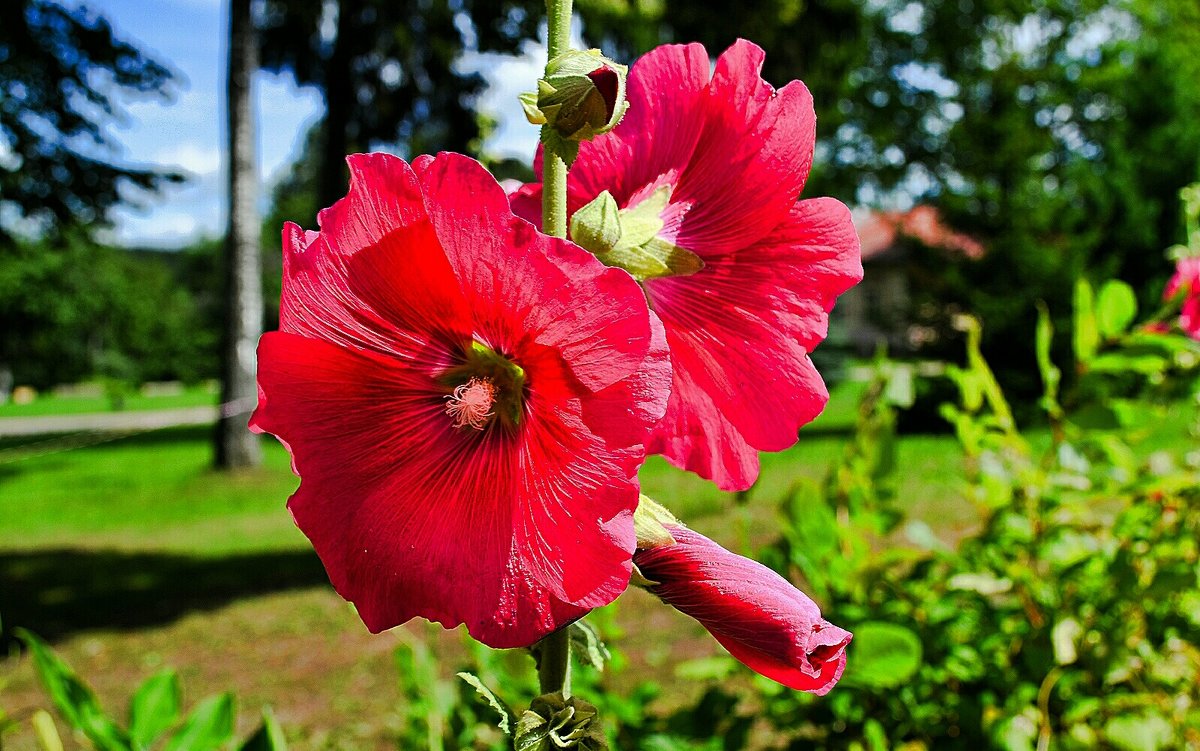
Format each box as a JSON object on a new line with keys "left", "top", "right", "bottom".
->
{"left": 521, "top": 49, "right": 629, "bottom": 164}
{"left": 514, "top": 692, "right": 607, "bottom": 751}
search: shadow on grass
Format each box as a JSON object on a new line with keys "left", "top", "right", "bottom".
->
{"left": 0, "top": 547, "right": 329, "bottom": 648}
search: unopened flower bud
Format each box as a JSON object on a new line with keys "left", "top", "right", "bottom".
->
{"left": 521, "top": 49, "right": 628, "bottom": 164}
{"left": 515, "top": 693, "right": 607, "bottom": 751}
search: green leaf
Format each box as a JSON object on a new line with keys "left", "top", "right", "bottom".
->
{"left": 568, "top": 621, "right": 611, "bottom": 672}
{"left": 16, "top": 629, "right": 131, "bottom": 751}
{"left": 1073, "top": 278, "right": 1099, "bottom": 363}
{"left": 129, "top": 669, "right": 181, "bottom": 749}
{"left": 161, "top": 694, "right": 235, "bottom": 751}
{"left": 993, "top": 711, "right": 1038, "bottom": 751}
{"left": 455, "top": 672, "right": 513, "bottom": 736}
{"left": 1035, "top": 302, "right": 1061, "bottom": 412}
{"left": 238, "top": 708, "right": 287, "bottom": 751}
{"left": 948, "top": 572, "right": 1012, "bottom": 595}
{"left": 1096, "top": 280, "right": 1138, "bottom": 337}
{"left": 1086, "top": 352, "right": 1168, "bottom": 375}
{"left": 842, "top": 622, "right": 922, "bottom": 688}
{"left": 1104, "top": 713, "right": 1175, "bottom": 751}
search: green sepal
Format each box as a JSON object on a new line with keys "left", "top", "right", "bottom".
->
{"left": 633, "top": 494, "right": 680, "bottom": 551}
{"left": 569, "top": 191, "right": 622, "bottom": 255}
{"left": 514, "top": 693, "right": 607, "bottom": 751}
{"left": 570, "top": 188, "right": 704, "bottom": 281}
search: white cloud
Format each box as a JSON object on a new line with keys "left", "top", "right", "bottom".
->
{"left": 155, "top": 142, "right": 222, "bottom": 176}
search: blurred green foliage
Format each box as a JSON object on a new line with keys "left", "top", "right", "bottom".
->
{"left": 0, "top": 236, "right": 215, "bottom": 389}
{"left": 16, "top": 630, "right": 286, "bottom": 751}
{"left": 578, "top": 0, "right": 1200, "bottom": 408}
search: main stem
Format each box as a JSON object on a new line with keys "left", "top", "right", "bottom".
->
{"left": 537, "top": 627, "right": 572, "bottom": 697}
{"left": 540, "top": 0, "right": 572, "bottom": 238}
{"left": 535, "top": 0, "right": 574, "bottom": 700}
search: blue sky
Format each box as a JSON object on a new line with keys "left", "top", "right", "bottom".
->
{"left": 91, "top": 0, "right": 543, "bottom": 247}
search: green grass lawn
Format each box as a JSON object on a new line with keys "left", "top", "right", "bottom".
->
{"left": 0, "top": 378, "right": 975, "bottom": 557}
{"left": 2, "top": 378, "right": 1195, "bottom": 750}
{"left": 0, "top": 382, "right": 218, "bottom": 419}
{"left": 2, "top": 376, "right": 1192, "bottom": 556}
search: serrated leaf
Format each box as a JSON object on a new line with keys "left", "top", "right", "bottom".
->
{"left": 568, "top": 621, "right": 611, "bottom": 672}
{"left": 129, "top": 669, "right": 181, "bottom": 749}
{"left": 1096, "top": 280, "right": 1138, "bottom": 337}
{"left": 842, "top": 622, "right": 922, "bottom": 688}
{"left": 238, "top": 708, "right": 288, "bottom": 751}
{"left": 161, "top": 694, "right": 234, "bottom": 751}
{"left": 16, "top": 629, "right": 131, "bottom": 751}
{"left": 455, "top": 672, "right": 513, "bottom": 735}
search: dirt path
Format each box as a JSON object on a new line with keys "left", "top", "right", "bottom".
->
{"left": 0, "top": 407, "right": 219, "bottom": 438}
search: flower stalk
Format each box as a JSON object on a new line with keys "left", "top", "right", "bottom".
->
{"left": 536, "top": 627, "right": 572, "bottom": 697}
{"left": 540, "top": 0, "right": 572, "bottom": 238}
{"left": 534, "top": 0, "right": 575, "bottom": 700}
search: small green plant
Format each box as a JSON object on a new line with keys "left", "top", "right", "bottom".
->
{"left": 16, "top": 630, "right": 286, "bottom": 751}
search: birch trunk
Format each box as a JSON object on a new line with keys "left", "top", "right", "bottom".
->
{"left": 215, "top": 0, "right": 263, "bottom": 469}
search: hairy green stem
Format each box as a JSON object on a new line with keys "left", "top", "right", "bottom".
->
{"left": 537, "top": 627, "right": 572, "bottom": 697}
{"left": 540, "top": 0, "right": 572, "bottom": 238}
{"left": 533, "top": 0, "right": 574, "bottom": 701}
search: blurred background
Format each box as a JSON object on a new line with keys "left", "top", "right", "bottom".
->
{"left": 2, "top": 0, "right": 1198, "bottom": 749}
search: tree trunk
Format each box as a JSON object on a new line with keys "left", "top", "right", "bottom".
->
{"left": 216, "top": 0, "right": 263, "bottom": 469}
{"left": 316, "top": 0, "right": 358, "bottom": 211}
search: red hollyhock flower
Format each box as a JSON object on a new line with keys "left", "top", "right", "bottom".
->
{"left": 251, "top": 152, "right": 670, "bottom": 648}
{"left": 1165, "top": 257, "right": 1200, "bottom": 340}
{"left": 634, "top": 525, "right": 851, "bottom": 695}
{"left": 513, "top": 40, "right": 863, "bottom": 491}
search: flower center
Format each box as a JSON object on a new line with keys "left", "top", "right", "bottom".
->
{"left": 438, "top": 341, "right": 527, "bottom": 431}
{"left": 444, "top": 377, "right": 496, "bottom": 430}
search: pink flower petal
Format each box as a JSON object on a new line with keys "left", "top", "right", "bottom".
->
{"left": 417, "top": 152, "right": 659, "bottom": 393}
{"left": 254, "top": 333, "right": 588, "bottom": 647}
{"left": 645, "top": 198, "right": 862, "bottom": 489}
{"left": 569, "top": 43, "right": 711, "bottom": 207}
{"left": 254, "top": 152, "right": 672, "bottom": 647}
{"left": 665, "top": 40, "right": 816, "bottom": 254}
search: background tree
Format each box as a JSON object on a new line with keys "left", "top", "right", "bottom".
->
{"left": 216, "top": 0, "right": 264, "bottom": 469}
{"left": 0, "top": 0, "right": 181, "bottom": 242}
{"left": 257, "top": 0, "right": 544, "bottom": 219}
{"left": 574, "top": 0, "right": 1200, "bottom": 410}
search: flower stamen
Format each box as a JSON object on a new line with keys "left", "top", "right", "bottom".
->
{"left": 444, "top": 377, "right": 497, "bottom": 430}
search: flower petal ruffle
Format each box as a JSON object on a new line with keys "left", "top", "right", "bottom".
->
{"left": 254, "top": 152, "right": 671, "bottom": 647}
{"left": 645, "top": 198, "right": 863, "bottom": 490}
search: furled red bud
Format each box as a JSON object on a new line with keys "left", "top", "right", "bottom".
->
{"left": 634, "top": 525, "right": 852, "bottom": 695}
{"left": 521, "top": 49, "right": 629, "bottom": 164}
